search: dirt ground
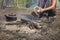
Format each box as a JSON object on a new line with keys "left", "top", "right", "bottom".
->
{"left": 0, "top": 8, "right": 60, "bottom": 40}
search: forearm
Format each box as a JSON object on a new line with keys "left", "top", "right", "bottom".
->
{"left": 43, "top": 6, "right": 55, "bottom": 11}
{"left": 42, "top": 0, "right": 57, "bottom": 11}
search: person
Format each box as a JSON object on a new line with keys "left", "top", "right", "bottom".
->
{"left": 32, "top": 0, "right": 57, "bottom": 21}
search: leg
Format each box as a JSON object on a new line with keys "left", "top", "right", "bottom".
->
{"left": 47, "top": 9, "right": 56, "bottom": 23}
{"left": 48, "top": 10, "right": 56, "bottom": 17}
{"left": 39, "top": 12, "right": 44, "bottom": 18}
{"left": 38, "top": 11, "right": 48, "bottom": 19}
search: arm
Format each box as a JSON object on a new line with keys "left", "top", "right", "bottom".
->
{"left": 41, "top": 0, "right": 57, "bottom": 12}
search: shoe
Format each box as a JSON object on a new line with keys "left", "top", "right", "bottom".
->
{"left": 53, "top": 16, "right": 56, "bottom": 20}
{"left": 48, "top": 16, "right": 56, "bottom": 23}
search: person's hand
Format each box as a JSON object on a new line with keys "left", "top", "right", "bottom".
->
{"left": 34, "top": 6, "right": 40, "bottom": 10}
{"left": 34, "top": 6, "right": 45, "bottom": 13}
{"left": 35, "top": 6, "right": 45, "bottom": 13}
{"left": 39, "top": 8, "right": 45, "bottom": 13}
{"left": 36, "top": 6, "right": 40, "bottom": 9}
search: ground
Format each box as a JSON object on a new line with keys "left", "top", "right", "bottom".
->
{"left": 0, "top": 8, "right": 60, "bottom": 40}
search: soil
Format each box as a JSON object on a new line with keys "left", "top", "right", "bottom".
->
{"left": 0, "top": 8, "right": 60, "bottom": 40}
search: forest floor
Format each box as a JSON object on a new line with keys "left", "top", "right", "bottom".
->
{"left": 0, "top": 8, "right": 60, "bottom": 40}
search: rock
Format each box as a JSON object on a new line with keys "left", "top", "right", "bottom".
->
{"left": 35, "top": 22, "right": 42, "bottom": 29}
{"left": 5, "top": 25, "right": 19, "bottom": 31}
{"left": 19, "top": 26, "right": 36, "bottom": 33}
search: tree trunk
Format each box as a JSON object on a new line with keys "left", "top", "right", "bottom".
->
{"left": 1, "top": 0, "right": 4, "bottom": 8}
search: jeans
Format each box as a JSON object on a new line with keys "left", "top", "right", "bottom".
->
{"left": 38, "top": 9, "right": 56, "bottom": 18}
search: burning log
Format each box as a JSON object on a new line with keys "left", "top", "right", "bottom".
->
{"left": 5, "top": 21, "right": 18, "bottom": 25}
{"left": 20, "top": 19, "right": 42, "bottom": 29}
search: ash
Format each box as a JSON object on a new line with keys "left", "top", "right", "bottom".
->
{"left": 0, "top": 19, "right": 60, "bottom": 40}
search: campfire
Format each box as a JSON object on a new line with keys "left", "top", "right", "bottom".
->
{"left": 0, "top": 12, "right": 51, "bottom": 34}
